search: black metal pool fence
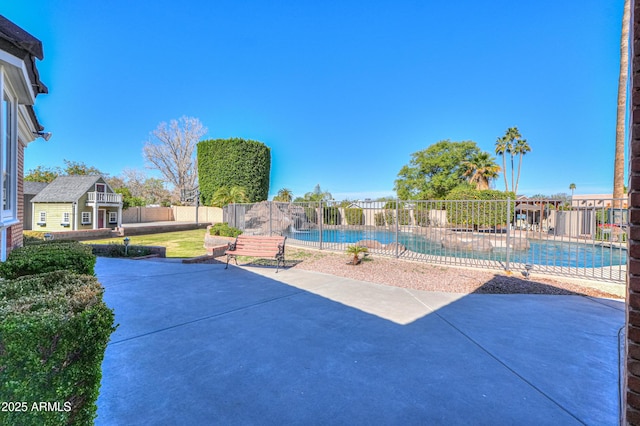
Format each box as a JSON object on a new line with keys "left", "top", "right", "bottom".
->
{"left": 223, "top": 198, "right": 628, "bottom": 283}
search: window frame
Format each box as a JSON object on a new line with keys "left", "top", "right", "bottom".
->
{"left": 37, "top": 211, "right": 46, "bottom": 225}
{"left": 108, "top": 211, "right": 117, "bottom": 224}
{"left": 0, "top": 71, "right": 17, "bottom": 226}
{"left": 61, "top": 212, "right": 70, "bottom": 225}
{"left": 81, "top": 211, "right": 91, "bottom": 225}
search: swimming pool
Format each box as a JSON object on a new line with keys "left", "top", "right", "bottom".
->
{"left": 283, "top": 228, "right": 627, "bottom": 269}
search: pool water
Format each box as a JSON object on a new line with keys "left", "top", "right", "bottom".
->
{"left": 284, "top": 229, "right": 627, "bottom": 268}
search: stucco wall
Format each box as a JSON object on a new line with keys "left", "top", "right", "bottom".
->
{"left": 172, "top": 206, "right": 223, "bottom": 223}
{"left": 122, "top": 207, "right": 174, "bottom": 223}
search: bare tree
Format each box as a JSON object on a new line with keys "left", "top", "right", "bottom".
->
{"left": 143, "top": 116, "right": 207, "bottom": 202}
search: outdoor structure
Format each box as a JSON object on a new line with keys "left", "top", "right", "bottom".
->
{"left": 0, "top": 16, "right": 49, "bottom": 260}
{"left": 30, "top": 175, "right": 123, "bottom": 231}
{"left": 23, "top": 180, "right": 47, "bottom": 230}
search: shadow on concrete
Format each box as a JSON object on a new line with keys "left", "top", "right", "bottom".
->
{"left": 95, "top": 258, "right": 624, "bottom": 425}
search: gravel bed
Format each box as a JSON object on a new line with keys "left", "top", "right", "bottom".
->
{"left": 281, "top": 247, "right": 624, "bottom": 299}
{"left": 199, "top": 246, "right": 623, "bottom": 299}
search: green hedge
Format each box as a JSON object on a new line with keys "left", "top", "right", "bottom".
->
{"left": 0, "top": 241, "right": 96, "bottom": 279}
{"left": 444, "top": 188, "right": 516, "bottom": 227}
{"left": 0, "top": 271, "right": 117, "bottom": 425}
{"left": 209, "top": 223, "right": 243, "bottom": 237}
{"left": 343, "top": 208, "right": 364, "bottom": 225}
{"left": 323, "top": 206, "right": 341, "bottom": 225}
{"left": 374, "top": 212, "right": 385, "bottom": 226}
{"left": 198, "top": 138, "right": 271, "bottom": 205}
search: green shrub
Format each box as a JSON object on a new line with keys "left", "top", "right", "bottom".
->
{"left": 0, "top": 241, "right": 96, "bottom": 279}
{"left": 198, "top": 138, "right": 271, "bottom": 205}
{"left": 398, "top": 209, "right": 411, "bottom": 225}
{"left": 384, "top": 209, "right": 395, "bottom": 225}
{"left": 374, "top": 212, "right": 386, "bottom": 226}
{"left": 444, "top": 188, "right": 516, "bottom": 227}
{"left": 0, "top": 271, "right": 116, "bottom": 425}
{"left": 414, "top": 208, "right": 430, "bottom": 226}
{"left": 97, "top": 244, "right": 153, "bottom": 258}
{"left": 304, "top": 206, "right": 318, "bottom": 224}
{"left": 209, "top": 223, "right": 243, "bottom": 238}
{"left": 323, "top": 206, "right": 341, "bottom": 225}
{"left": 344, "top": 208, "right": 364, "bottom": 225}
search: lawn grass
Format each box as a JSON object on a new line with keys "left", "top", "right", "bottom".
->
{"left": 83, "top": 229, "right": 208, "bottom": 258}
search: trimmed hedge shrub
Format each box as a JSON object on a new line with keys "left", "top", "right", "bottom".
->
{"left": 209, "top": 223, "right": 243, "bottom": 238}
{"left": 198, "top": 138, "right": 271, "bottom": 205}
{"left": 344, "top": 208, "right": 364, "bottom": 225}
{"left": 0, "top": 271, "right": 116, "bottom": 425}
{"left": 374, "top": 212, "right": 386, "bottom": 226}
{"left": 0, "top": 241, "right": 96, "bottom": 279}
{"left": 444, "top": 188, "right": 516, "bottom": 227}
{"left": 323, "top": 206, "right": 341, "bottom": 225}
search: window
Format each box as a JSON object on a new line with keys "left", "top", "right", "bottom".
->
{"left": 38, "top": 211, "right": 46, "bottom": 225}
{"left": 62, "top": 212, "right": 70, "bottom": 225}
{"left": 1, "top": 92, "right": 15, "bottom": 219}
{"left": 108, "top": 211, "right": 117, "bottom": 224}
{"left": 81, "top": 212, "right": 91, "bottom": 224}
{"left": 96, "top": 183, "right": 106, "bottom": 192}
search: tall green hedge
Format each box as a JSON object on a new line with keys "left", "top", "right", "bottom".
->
{"left": 197, "top": 138, "right": 271, "bottom": 205}
{"left": 444, "top": 187, "right": 516, "bottom": 227}
{"left": 0, "top": 271, "right": 116, "bottom": 425}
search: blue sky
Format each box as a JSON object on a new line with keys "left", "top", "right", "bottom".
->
{"left": 5, "top": 0, "right": 625, "bottom": 200}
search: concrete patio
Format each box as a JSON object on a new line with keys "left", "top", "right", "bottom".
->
{"left": 95, "top": 257, "right": 625, "bottom": 425}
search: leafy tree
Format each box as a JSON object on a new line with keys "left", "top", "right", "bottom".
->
{"left": 197, "top": 138, "right": 271, "bottom": 205}
{"left": 114, "top": 187, "right": 145, "bottom": 209}
{"left": 273, "top": 188, "right": 293, "bottom": 202}
{"left": 24, "top": 165, "right": 58, "bottom": 183}
{"left": 614, "top": 0, "right": 630, "bottom": 202}
{"left": 461, "top": 152, "right": 500, "bottom": 190}
{"left": 144, "top": 116, "right": 207, "bottom": 202}
{"left": 394, "top": 140, "right": 481, "bottom": 199}
{"left": 62, "top": 159, "right": 103, "bottom": 176}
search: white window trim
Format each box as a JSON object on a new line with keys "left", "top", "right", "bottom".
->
{"left": 0, "top": 71, "right": 18, "bottom": 226}
{"left": 108, "top": 211, "right": 117, "bottom": 224}
{"left": 81, "top": 211, "right": 91, "bottom": 225}
{"left": 37, "top": 211, "right": 46, "bottom": 226}
{"left": 61, "top": 212, "right": 70, "bottom": 226}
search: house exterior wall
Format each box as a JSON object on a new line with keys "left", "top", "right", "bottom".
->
{"left": 32, "top": 203, "right": 74, "bottom": 232}
{"left": 6, "top": 142, "right": 24, "bottom": 251}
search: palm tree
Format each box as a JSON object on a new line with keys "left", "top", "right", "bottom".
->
{"left": 569, "top": 183, "right": 576, "bottom": 197}
{"left": 462, "top": 152, "right": 501, "bottom": 190}
{"left": 304, "top": 184, "right": 332, "bottom": 202}
{"left": 513, "top": 138, "right": 531, "bottom": 195}
{"left": 614, "top": 0, "right": 630, "bottom": 205}
{"left": 495, "top": 136, "right": 510, "bottom": 191}
{"left": 211, "top": 185, "right": 248, "bottom": 207}
{"left": 273, "top": 188, "right": 293, "bottom": 202}
{"left": 345, "top": 245, "right": 368, "bottom": 265}
{"left": 495, "top": 127, "right": 526, "bottom": 193}
{"left": 504, "top": 127, "right": 522, "bottom": 193}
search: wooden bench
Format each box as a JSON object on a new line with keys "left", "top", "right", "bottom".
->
{"left": 225, "top": 235, "right": 287, "bottom": 272}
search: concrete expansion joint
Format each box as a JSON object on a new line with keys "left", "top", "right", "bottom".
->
{"left": 108, "top": 290, "right": 304, "bottom": 346}
{"left": 403, "top": 288, "right": 586, "bottom": 425}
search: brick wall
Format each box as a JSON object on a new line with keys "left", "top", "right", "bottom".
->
{"left": 628, "top": 1, "right": 640, "bottom": 423}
